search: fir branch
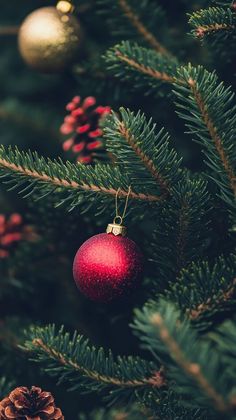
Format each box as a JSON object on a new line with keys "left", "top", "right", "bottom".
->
{"left": 23, "top": 325, "right": 164, "bottom": 401}
{"left": 165, "top": 255, "right": 236, "bottom": 329}
{"left": 104, "top": 108, "right": 182, "bottom": 196}
{"left": 116, "top": 0, "right": 169, "bottom": 55}
{"left": 173, "top": 64, "right": 236, "bottom": 207}
{"left": 118, "top": 121, "right": 169, "bottom": 189}
{"left": 115, "top": 51, "right": 175, "bottom": 83}
{"left": 209, "top": 320, "right": 236, "bottom": 378}
{"left": 149, "top": 313, "right": 227, "bottom": 412}
{"left": 32, "top": 336, "right": 164, "bottom": 388}
{"left": 187, "top": 79, "right": 235, "bottom": 195}
{"left": 98, "top": 0, "right": 171, "bottom": 55}
{"left": 105, "top": 42, "right": 179, "bottom": 97}
{"left": 175, "top": 199, "right": 190, "bottom": 272}
{"left": 188, "top": 278, "right": 236, "bottom": 319}
{"left": 150, "top": 174, "right": 211, "bottom": 288}
{"left": 133, "top": 300, "right": 236, "bottom": 413}
{"left": 189, "top": 7, "right": 236, "bottom": 39}
{"left": 0, "top": 146, "right": 161, "bottom": 213}
{"left": 215, "top": 1, "right": 235, "bottom": 6}
{"left": 79, "top": 392, "right": 209, "bottom": 420}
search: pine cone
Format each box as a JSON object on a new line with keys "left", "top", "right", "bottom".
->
{"left": 0, "top": 386, "right": 64, "bottom": 420}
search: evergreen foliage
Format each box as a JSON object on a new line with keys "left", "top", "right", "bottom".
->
{"left": 0, "top": 0, "right": 235, "bottom": 418}
{"left": 150, "top": 174, "right": 212, "bottom": 289}
{"left": 188, "top": 4, "right": 236, "bottom": 59}
{"left": 133, "top": 299, "right": 236, "bottom": 415}
{"left": 105, "top": 41, "right": 179, "bottom": 97}
{"left": 104, "top": 108, "right": 182, "bottom": 195}
{"left": 173, "top": 64, "right": 236, "bottom": 208}
{"left": 163, "top": 254, "right": 236, "bottom": 329}
{"left": 189, "top": 7, "right": 236, "bottom": 40}
{"left": 97, "top": 0, "right": 169, "bottom": 53}
{"left": 23, "top": 324, "right": 162, "bottom": 404}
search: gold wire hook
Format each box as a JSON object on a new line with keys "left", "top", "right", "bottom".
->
{"left": 114, "top": 186, "right": 131, "bottom": 225}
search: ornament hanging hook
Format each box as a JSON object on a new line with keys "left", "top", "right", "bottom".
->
{"left": 114, "top": 186, "right": 131, "bottom": 225}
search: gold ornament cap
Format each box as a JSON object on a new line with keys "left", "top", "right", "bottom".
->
{"left": 56, "top": 1, "right": 75, "bottom": 13}
{"left": 106, "top": 218, "right": 127, "bottom": 237}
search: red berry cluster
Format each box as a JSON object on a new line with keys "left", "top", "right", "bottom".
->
{"left": 60, "top": 96, "right": 111, "bottom": 164}
{"left": 0, "top": 213, "right": 35, "bottom": 259}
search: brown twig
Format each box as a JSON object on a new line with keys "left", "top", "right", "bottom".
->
{"left": 195, "top": 23, "right": 235, "bottom": 38}
{"left": 115, "top": 50, "right": 176, "bottom": 84}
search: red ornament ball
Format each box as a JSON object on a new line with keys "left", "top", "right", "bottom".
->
{"left": 73, "top": 232, "right": 143, "bottom": 302}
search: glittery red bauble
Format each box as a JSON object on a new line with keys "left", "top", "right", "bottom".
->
{"left": 73, "top": 233, "right": 143, "bottom": 302}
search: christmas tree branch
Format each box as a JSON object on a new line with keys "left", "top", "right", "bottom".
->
{"left": 187, "top": 278, "right": 236, "bottom": 320}
{"left": 188, "top": 78, "right": 235, "bottom": 193}
{"left": 215, "top": 1, "right": 235, "bottom": 6}
{"left": 175, "top": 200, "right": 190, "bottom": 272}
{"left": 0, "top": 146, "right": 162, "bottom": 213}
{"left": 104, "top": 109, "right": 182, "bottom": 196}
{"left": 209, "top": 320, "right": 236, "bottom": 372}
{"left": 149, "top": 312, "right": 227, "bottom": 412}
{"left": 165, "top": 255, "right": 236, "bottom": 329}
{"left": 32, "top": 337, "right": 163, "bottom": 388}
{"left": 0, "top": 104, "right": 183, "bottom": 211}
{"left": 98, "top": 0, "right": 171, "bottom": 55}
{"left": 23, "top": 325, "right": 164, "bottom": 401}
{"left": 118, "top": 121, "right": 169, "bottom": 190}
{"left": 189, "top": 7, "right": 236, "bottom": 39}
{"left": 115, "top": 51, "right": 175, "bottom": 83}
{"left": 173, "top": 65, "right": 236, "bottom": 207}
{"left": 106, "top": 48, "right": 235, "bottom": 206}
{"left": 133, "top": 300, "right": 235, "bottom": 413}
{"left": 116, "top": 0, "right": 170, "bottom": 55}
{"left": 105, "top": 42, "right": 179, "bottom": 96}
{"left": 150, "top": 175, "right": 211, "bottom": 288}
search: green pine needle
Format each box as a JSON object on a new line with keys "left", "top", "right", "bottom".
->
{"left": 173, "top": 64, "right": 236, "bottom": 208}
{"left": 23, "top": 324, "right": 163, "bottom": 403}
{"left": 133, "top": 299, "right": 236, "bottom": 414}
{"left": 105, "top": 41, "right": 179, "bottom": 97}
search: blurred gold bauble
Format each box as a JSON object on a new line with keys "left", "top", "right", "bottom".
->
{"left": 18, "top": 6, "right": 82, "bottom": 73}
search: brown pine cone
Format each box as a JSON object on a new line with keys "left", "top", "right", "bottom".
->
{"left": 0, "top": 386, "right": 64, "bottom": 420}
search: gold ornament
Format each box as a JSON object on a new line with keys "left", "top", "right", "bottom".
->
{"left": 18, "top": 6, "right": 82, "bottom": 73}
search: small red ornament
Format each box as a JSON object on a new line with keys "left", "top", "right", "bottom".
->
{"left": 73, "top": 221, "right": 143, "bottom": 302}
